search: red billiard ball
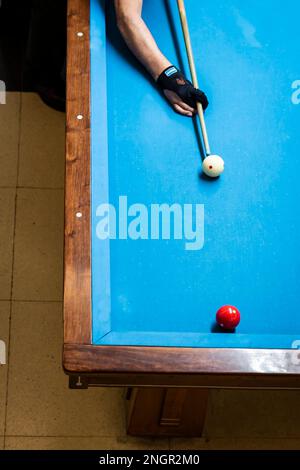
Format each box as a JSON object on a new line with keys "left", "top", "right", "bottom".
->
{"left": 216, "top": 305, "right": 240, "bottom": 330}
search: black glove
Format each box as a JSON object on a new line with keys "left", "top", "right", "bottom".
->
{"left": 157, "top": 65, "right": 209, "bottom": 110}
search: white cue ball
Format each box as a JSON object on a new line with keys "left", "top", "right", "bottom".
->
{"left": 202, "top": 155, "right": 225, "bottom": 178}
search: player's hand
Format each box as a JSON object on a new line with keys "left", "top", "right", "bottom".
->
{"left": 163, "top": 89, "right": 196, "bottom": 116}
{"left": 157, "top": 65, "right": 209, "bottom": 117}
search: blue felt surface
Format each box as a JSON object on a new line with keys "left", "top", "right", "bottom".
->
{"left": 90, "top": 0, "right": 300, "bottom": 348}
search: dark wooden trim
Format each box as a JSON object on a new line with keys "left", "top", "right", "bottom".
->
{"left": 67, "top": 372, "right": 300, "bottom": 389}
{"left": 64, "top": 344, "right": 300, "bottom": 387}
{"left": 64, "top": 0, "right": 91, "bottom": 345}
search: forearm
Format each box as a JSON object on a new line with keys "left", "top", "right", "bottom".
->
{"left": 114, "top": 0, "right": 208, "bottom": 117}
{"left": 114, "top": 0, "right": 171, "bottom": 80}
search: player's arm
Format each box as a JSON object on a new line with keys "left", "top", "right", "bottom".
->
{"left": 114, "top": 0, "right": 208, "bottom": 117}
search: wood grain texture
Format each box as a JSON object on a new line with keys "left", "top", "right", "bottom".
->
{"left": 64, "top": 343, "right": 300, "bottom": 387}
{"left": 159, "top": 389, "right": 188, "bottom": 426}
{"left": 64, "top": 0, "right": 91, "bottom": 344}
{"left": 126, "top": 388, "right": 209, "bottom": 437}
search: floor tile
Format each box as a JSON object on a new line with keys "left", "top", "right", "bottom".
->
{"left": 12, "top": 189, "right": 63, "bottom": 301}
{"left": 5, "top": 436, "right": 169, "bottom": 450}
{"left": 0, "top": 93, "right": 20, "bottom": 187}
{"left": 0, "top": 189, "right": 15, "bottom": 299}
{"left": 18, "top": 93, "right": 65, "bottom": 188}
{"left": 6, "top": 302, "right": 125, "bottom": 437}
{"left": 18, "top": 93, "right": 65, "bottom": 189}
{"left": 205, "top": 389, "right": 300, "bottom": 439}
{"left": 170, "top": 438, "right": 300, "bottom": 450}
{"left": 0, "top": 302, "right": 10, "bottom": 436}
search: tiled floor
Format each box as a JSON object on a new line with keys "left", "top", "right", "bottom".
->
{"left": 0, "top": 92, "right": 300, "bottom": 450}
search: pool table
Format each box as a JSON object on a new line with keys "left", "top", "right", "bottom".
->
{"left": 64, "top": 0, "right": 300, "bottom": 436}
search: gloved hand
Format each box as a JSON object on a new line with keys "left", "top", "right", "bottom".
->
{"left": 157, "top": 65, "right": 208, "bottom": 114}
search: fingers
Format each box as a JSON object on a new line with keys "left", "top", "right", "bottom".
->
{"left": 173, "top": 103, "right": 194, "bottom": 116}
{"left": 178, "top": 100, "right": 196, "bottom": 114}
{"left": 163, "top": 90, "right": 196, "bottom": 117}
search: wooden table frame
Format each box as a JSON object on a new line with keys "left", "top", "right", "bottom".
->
{"left": 64, "top": 0, "right": 300, "bottom": 394}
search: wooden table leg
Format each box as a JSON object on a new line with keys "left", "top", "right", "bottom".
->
{"left": 126, "top": 387, "right": 209, "bottom": 437}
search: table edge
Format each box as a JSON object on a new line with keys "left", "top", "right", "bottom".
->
{"left": 63, "top": 0, "right": 300, "bottom": 387}
{"left": 63, "top": 343, "right": 300, "bottom": 387}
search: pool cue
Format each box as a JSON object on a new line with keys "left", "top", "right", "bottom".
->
{"left": 177, "top": 0, "right": 211, "bottom": 157}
